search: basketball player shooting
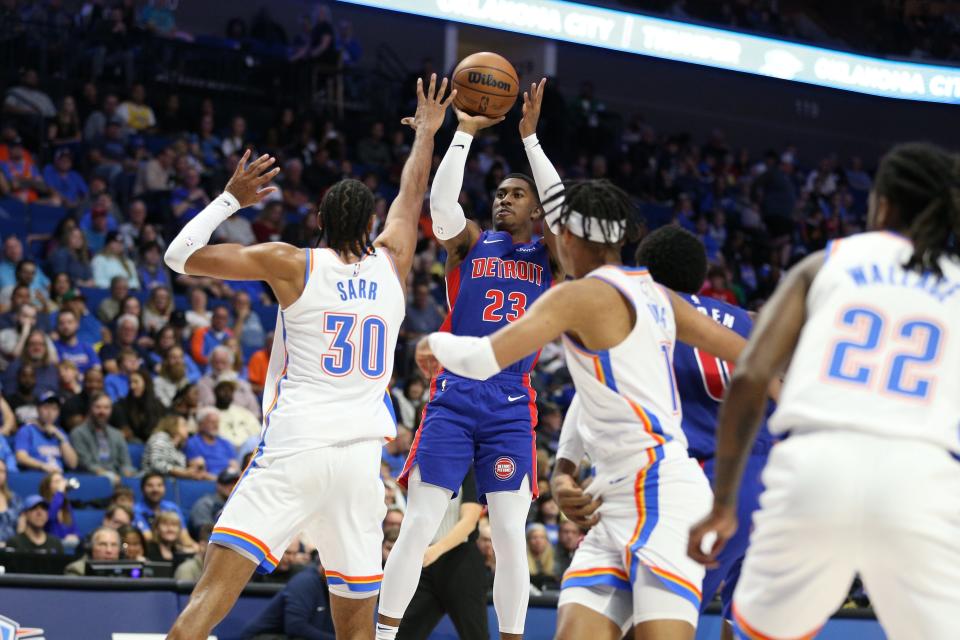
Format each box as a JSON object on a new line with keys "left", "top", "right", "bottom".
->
{"left": 162, "top": 75, "right": 455, "bottom": 640}
{"left": 415, "top": 179, "right": 749, "bottom": 640}
{"left": 377, "top": 78, "right": 565, "bottom": 640}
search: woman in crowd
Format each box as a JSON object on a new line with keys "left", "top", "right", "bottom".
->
{"left": 48, "top": 272, "right": 75, "bottom": 310}
{"left": 120, "top": 525, "right": 147, "bottom": 561}
{"left": 146, "top": 510, "right": 195, "bottom": 565}
{"left": 39, "top": 470, "right": 79, "bottom": 547}
{"left": 526, "top": 522, "right": 558, "bottom": 590}
{"left": 49, "top": 226, "right": 94, "bottom": 287}
{"left": 49, "top": 95, "right": 82, "bottom": 146}
{"left": 184, "top": 287, "right": 210, "bottom": 336}
{"left": 0, "top": 459, "right": 22, "bottom": 545}
{"left": 142, "top": 415, "right": 203, "bottom": 479}
{"left": 55, "top": 360, "right": 82, "bottom": 404}
{"left": 92, "top": 231, "right": 140, "bottom": 289}
{"left": 113, "top": 370, "right": 166, "bottom": 443}
{"left": 391, "top": 375, "right": 425, "bottom": 429}
{"left": 142, "top": 286, "right": 173, "bottom": 334}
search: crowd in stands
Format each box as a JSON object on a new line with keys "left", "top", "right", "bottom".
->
{"left": 0, "top": 2, "right": 884, "bottom": 604}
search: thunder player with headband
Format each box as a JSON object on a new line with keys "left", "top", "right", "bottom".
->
{"left": 689, "top": 142, "right": 960, "bottom": 640}
{"left": 163, "top": 76, "right": 454, "bottom": 640}
{"left": 637, "top": 225, "right": 775, "bottom": 638}
{"left": 415, "top": 179, "right": 750, "bottom": 640}
{"left": 378, "top": 79, "right": 561, "bottom": 640}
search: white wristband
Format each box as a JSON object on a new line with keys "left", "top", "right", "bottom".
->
{"left": 164, "top": 191, "right": 240, "bottom": 274}
{"left": 427, "top": 332, "right": 501, "bottom": 381}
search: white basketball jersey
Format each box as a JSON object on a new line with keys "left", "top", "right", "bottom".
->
{"left": 258, "top": 247, "right": 404, "bottom": 454}
{"left": 562, "top": 265, "right": 686, "bottom": 464}
{"left": 771, "top": 231, "right": 960, "bottom": 453}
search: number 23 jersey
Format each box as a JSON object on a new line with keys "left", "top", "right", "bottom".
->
{"left": 772, "top": 231, "right": 960, "bottom": 453}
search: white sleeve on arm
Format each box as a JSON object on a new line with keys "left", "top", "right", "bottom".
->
{"left": 427, "top": 332, "right": 501, "bottom": 381}
{"left": 429, "top": 131, "right": 473, "bottom": 240}
{"left": 556, "top": 394, "right": 586, "bottom": 464}
{"left": 164, "top": 191, "right": 240, "bottom": 274}
{"left": 523, "top": 133, "right": 563, "bottom": 234}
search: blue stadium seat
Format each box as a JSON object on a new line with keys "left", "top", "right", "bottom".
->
{"left": 28, "top": 203, "right": 67, "bottom": 235}
{"left": 79, "top": 286, "right": 110, "bottom": 312}
{"left": 255, "top": 305, "right": 276, "bottom": 332}
{"left": 73, "top": 509, "right": 105, "bottom": 537}
{"left": 0, "top": 198, "right": 28, "bottom": 240}
{"left": 175, "top": 479, "right": 216, "bottom": 512}
{"left": 128, "top": 443, "right": 144, "bottom": 470}
{"left": 7, "top": 471, "right": 45, "bottom": 498}
{"left": 63, "top": 474, "right": 112, "bottom": 502}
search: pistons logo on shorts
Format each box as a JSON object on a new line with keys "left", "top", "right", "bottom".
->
{"left": 494, "top": 456, "right": 516, "bottom": 480}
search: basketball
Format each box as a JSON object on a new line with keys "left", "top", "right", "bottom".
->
{"left": 451, "top": 52, "right": 519, "bottom": 118}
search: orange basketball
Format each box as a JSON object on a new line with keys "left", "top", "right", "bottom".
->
{"left": 451, "top": 52, "right": 519, "bottom": 118}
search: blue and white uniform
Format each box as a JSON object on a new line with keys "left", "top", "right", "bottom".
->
{"left": 212, "top": 247, "right": 403, "bottom": 598}
{"left": 732, "top": 232, "right": 960, "bottom": 640}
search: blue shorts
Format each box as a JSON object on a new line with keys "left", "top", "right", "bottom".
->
{"left": 398, "top": 371, "right": 538, "bottom": 503}
{"left": 700, "top": 453, "right": 768, "bottom": 619}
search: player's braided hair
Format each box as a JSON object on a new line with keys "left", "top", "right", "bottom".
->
{"left": 541, "top": 179, "right": 640, "bottom": 247}
{"left": 874, "top": 142, "right": 960, "bottom": 278}
{"left": 319, "top": 179, "right": 375, "bottom": 258}
{"left": 635, "top": 225, "right": 707, "bottom": 294}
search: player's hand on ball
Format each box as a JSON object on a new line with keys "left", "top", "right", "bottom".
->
{"left": 415, "top": 336, "right": 440, "bottom": 378}
{"left": 553, "top": 476, "right": 601, "bottom": 529}
{"left": 400, "top": 74, "right": 456, "bottom": 134}
{"left": 453, "top": 107, "right": 505, "bottom": 136}
{"left": 518, "top": 77, "right": 547, "bottom": 139}
{"left": 687, "top": 505, "right": 737, "bottom": 568}
{"left": 225, "top": 149, "right": 280, "bottom": 208}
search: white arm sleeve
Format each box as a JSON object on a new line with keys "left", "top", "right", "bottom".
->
{"left": 523, "top": 133, "right": 563, "bottom": 234}
{"left": 427, "top": 332, "right": 501, "bottom": 381}
{"left": 429, "top": 131, "right": 473, "bottom": 240}
{"left": 556, "top": 394, "right": 586, "bottom": 464}
{"left": 163, "top": 191, "right": 240, "bottom": 274}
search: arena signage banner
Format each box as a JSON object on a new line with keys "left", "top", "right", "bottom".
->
{"left": 338, "top": 0, "right": 960, "bottom": 104}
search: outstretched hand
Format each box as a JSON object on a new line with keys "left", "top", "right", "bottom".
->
{"left": 400, "top": 74, "right": 456, "bottom": 135}
{"left": 225, "top": 150, "right": 280, "bottom": 208}
{"left": 519, "top": 77, "right": 547, "bottom": 139}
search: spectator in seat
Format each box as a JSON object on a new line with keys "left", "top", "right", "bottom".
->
{"left": 82, "top": 198, "right": 117, "bottom": 255}
{"left": 143, "top": 415, "right": 203, "bottom": 479}
{"left": 0, "top": 237, "right": 50, "bottom": 295}
{"left": 83, "top": 93, "right": 119, "bottom": 142}
{"left": 112, "top": 369, "right": 165, "bottom": 442}
{"left": 381, "top": 426, "right": 411, "bottom": 480}
{"left": 536, "top": 495, "right": 562, "bottom": 545}
{"left": 39, "top": 470, "right": 80, "bottom": 546}
{"left": 103, "top": 348, "right": 142, "bottom": 401}
{"left": 43, "top": 148, "right": 88, "bottom": 209}
{"left": 190, "top": 113, "right": 221, "bottom": 169}
{"left": 54, "top": 308, "right": 100, "bottom": 375}
{"left": 100, "top": 314, "right": 148, "bottom": 374}
{"left": 55, "top": 359, "right": 81, "bottom": 403}
{"left": 231, "top": 290, "right": 264, "bottom": 353}
{"left": 190, "top": 305, "right": 232, "bottom": 367}
{"left": 391, "top": 376, "right": 425, "bottom": 430}
{"left": 5, "top": 362, "right": 40, "bottom": 426}
{"left": 170, "top": 384, "right": 200, "bottom": 434}
{"left": 102, "top": 504, "right": 133, "bottom": 531}
{"left": 535, "top": 402, "right": 562, "bottom": 458}
{"left": 133, "top": 471, "right": 184, "bottom": 537}
{"left": 4, "top": 328, "right": 59, "bottom": 401}
{"left": 213, "top": 380, "right": 260, "bottom": 451}
{"left": 401, "top": 282, "right": 445, "bottom": 343}
{"left": 153, "top": 345, "right": 192, "bottom": 407}
{"left": 50, "top": 228, "right": 95, "bottom": 287}
{"left": 280, "top": 204, "right": 320, "bottom": 247}
{"left": 212, "top": 204, "right": 256, "bottom": 245}
{"left": 175, "top": 523, "right": 212, "bottom": 581}
{"left": 15, "top": 393, "right": 77, "bottom": 472}
{"left": 0, "top": 458, "right": 23, "bottom": 545}
{"left": 0, "top": 304, "right": 54, "bottom": 370}
{"left": 146, "top": 510, "right": 195, "bottom": 564}
{"left": 246, "top": 331, "right": 272, "bottom": 397}
{"left": 220, "top": 115, "right": 247, "bottom": 159}
{"left": 526, "top": 523, "right": 558, "bottom": 589}
{"left": 116, "top": 84, "right": 156, "bottom": 133}
{"left": 61, "top": 291, "right": 104, "bottom": 346}
{"left": 64, "top": 526, "right": 120, "bottom": 576}
{"left": 134, "top": 146, "right": 175, "bottom": 196}
{"left": 185, "top": 407, "right": 239, "bottom": 478}
{"left": 700, "top": 264, "right": 738, "bottom": 305}
{"left": 120, "top": 525, "right": 146, "bottom": 561}
{"left": 0, "top": 138, "right": 51, "bottom": 204}
{"left": 196, "top": 345, "right": 259, "bottom": 416}
{"left": 143, "top": 288, "right": 173, "bottom": 336}
{"left": 7, "top": 495, "right": 64, "bottom": 554}
{"left": 251, "top": 201, "right": 285, "bottom": 243}
{"left": 241, "top": 560, "right": 336, "bottom": 638}
{"left": 0, "top": 259, "right": 52, "bottom": 311}
{"left": 170, "top": 167, "right": 211, "bottom": 223}
{"left": 70, "top": 392, "right": 135, "bottom": 483}
{"left": 3, "top": 69, "right": 56, "bottom": 120}
{"left": 357, "top": 121, "right": 391, "bottom": 169}
{"left": 118, "top": 199, "right": 148, "bottom": 252}
{"left": 96, "top": 275, "right": 129, "bottom": 324}
{"left": 93, "top": 231, "right": 140, "bottom": 289}
{"left": 188, "top": 470, "right": 237, "bottom": 538}
{"left": 138, "top": 242, "right": 172, "bottom": 292}
{"left": 60, "top": 366, "right": 103, "bottom": 429}
{"left": 554, "top": 520, "right": 582, "bottom": 578}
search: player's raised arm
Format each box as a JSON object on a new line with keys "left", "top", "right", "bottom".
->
{"left": 688, "top": 252, "right": 824, "bottom": 567}
{"left": 164, "top": 151, "right": 306, "bottom": 307}
{"left": 668, "top": 287, "right": 749, "bottom": 364}
{"left": 375, "top": 74, "right": 456, "bottom": 282}
{"left": 427, "top": 107, "right": 504, "bottom": 264}
{"left": 519, "top": 78, "right": 564, "bottom": 278}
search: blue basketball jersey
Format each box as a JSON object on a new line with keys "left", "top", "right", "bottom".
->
{"left": 441, "top": 230, "right": 553, "bottom": 377}
{"left": 674, "top": 293, "right": 775, "bottom": 460}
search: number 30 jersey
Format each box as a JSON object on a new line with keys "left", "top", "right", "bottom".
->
{"left": 673, "top": 294, "right": 775, "bottom": 461}
{"left": 259, "top": 247, "right": 404, "bottom": 454}
{"left": 441, "top": 230, "right": 553, "bottom": 378}
{"left": 771, "top": 231, "right": 960, "bottom": 454}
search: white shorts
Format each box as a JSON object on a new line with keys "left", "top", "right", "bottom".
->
{"left": 211, "top": 438, "right": 386, "bottom": 599}
{"left": 558, "top": 442, "right": 711, "bottom": 630}
{"left": 733, "top": 430, "right": 960, "bottom": 640}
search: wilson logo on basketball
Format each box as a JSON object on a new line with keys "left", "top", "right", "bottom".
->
{"left": 467, "top": 71, "right": 512, "bottom": 91}
{"left": 494, "top": 456, "right": 516, "bottom": 480}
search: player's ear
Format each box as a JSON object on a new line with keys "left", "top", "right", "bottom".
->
{"left": 531, "top": 203, "right": 544, "bottom": 221}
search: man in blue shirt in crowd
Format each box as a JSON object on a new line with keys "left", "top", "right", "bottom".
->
{"left": 42, "top": 148, "right": 88, "bottom": 208}
{"left": 54, "top": 308, "right": 100, "bottom": 374}
{"left": 14, "top": 393, "right": 78, "bottom": 473}
{"left": 185, "top": 408, "right": 239, "bottom": 478}
{"left": 242, "top": 561, "right": 335, "bottom": 640}
{"left": 133, "top": 471, "right": 186, "bottom": 534}
{"left": 0, "top": 236, "right": 49, "bottom": 291}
